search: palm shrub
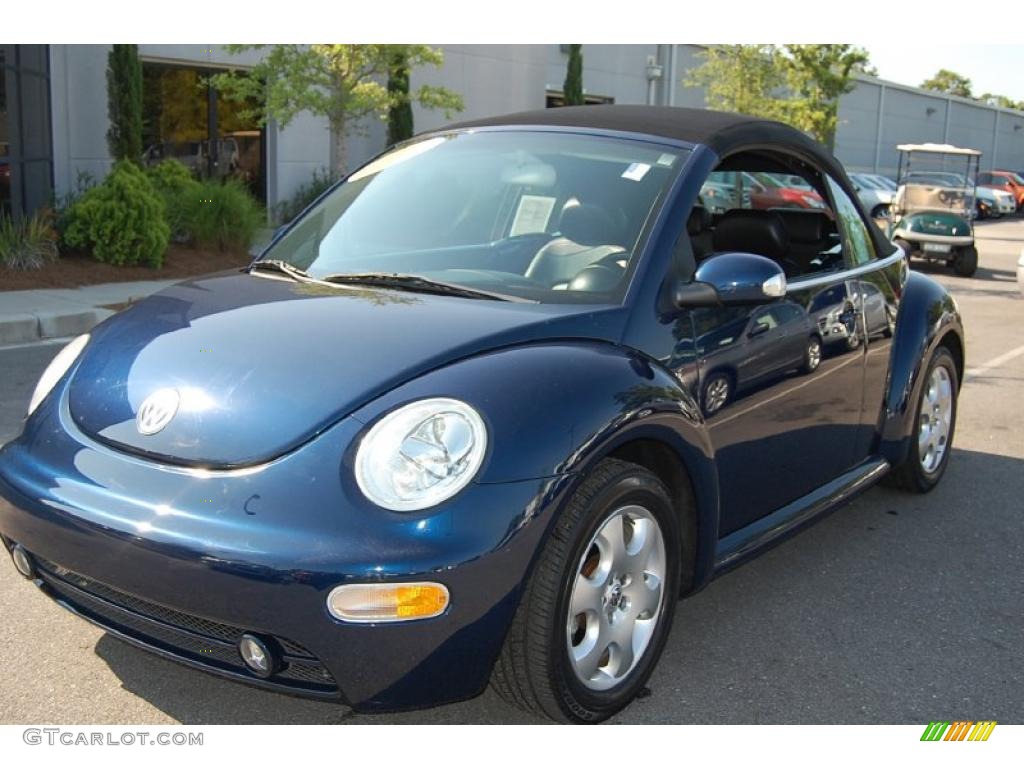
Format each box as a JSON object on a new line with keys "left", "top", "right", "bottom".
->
{"left": 0, "top": 209, "right": 60, "bottom": 270}
{"left": 184, "top": 180, "right": 264, "bottom": 252}
{"left": 63, "top": 161, "right": 169, "bottom": 267}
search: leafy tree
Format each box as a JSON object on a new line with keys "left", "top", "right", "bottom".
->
{"left": 106, "top": 44, "right": 144, "bottom": 164}
{"left": 782, "top": 44, "right": 870, "bottom": 150}
{"left": 211, "top": 45, "right": 463, "bottom": 175}
{"left": 979, "top": 93, "right": 1024, "bottom": 111}
{"left": 686, "top": 45, "right": 789, "bottom": 121}
{"left": 563, "top": 44, "right": 584, "bottom": 106}
{"left": 921, "top": 69, "right": 973, "bottom": 99}
{"left": 687, "top": 44, "right": 871, "bottom": 150}
{"left": 387, "top": 49, "right": 415, "bottom": 145}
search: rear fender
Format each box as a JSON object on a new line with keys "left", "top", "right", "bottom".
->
{"left": 879, "top": 271, "right": 964, "bottom": 465}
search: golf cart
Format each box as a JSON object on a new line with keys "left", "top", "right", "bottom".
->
{"left": 891, "top": 143, "right": 979, "bottom": 277}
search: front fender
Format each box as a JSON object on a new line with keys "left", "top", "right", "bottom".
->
{"left": 879, "top": 271, "right": 964, "bottom": 465}
{"left": 350, "top": 342, "right": 720, "bottom": 586}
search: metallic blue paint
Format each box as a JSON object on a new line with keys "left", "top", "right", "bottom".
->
{"left": 0, "top": 124, "right": 965, "bottom": 713}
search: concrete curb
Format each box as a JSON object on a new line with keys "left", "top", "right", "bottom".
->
{"left": 0, "top": 308, "right": 115, "bottom": 346}
{"left": 0, "top": 280, "right": 172, "bottom": 347}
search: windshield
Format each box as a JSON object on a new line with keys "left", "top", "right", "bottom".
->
{"left": 261, "top": 130, "right": 688, "bottom": 304}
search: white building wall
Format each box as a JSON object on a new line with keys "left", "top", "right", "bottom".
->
{"left": 49, "top": 44, "right": 1024, "bottom": 209}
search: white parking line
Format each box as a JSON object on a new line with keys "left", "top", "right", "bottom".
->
{"left": 965, "top": 343, "right": 1024, "bottom": 381}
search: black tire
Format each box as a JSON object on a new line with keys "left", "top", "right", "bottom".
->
{"left": 490, "top": 458, "right": 683, "bottom": 723}
{"left": 953, "top": 245, "right": 978, "bottom": 277}
{"left": 802, "top": 335, "right": 823, "bottom": 373}
{"left": 701, "top": 372, "right": 733, "bottom": 416}
{"left": 883, "top": 346, "right": 958, "bottom": 493}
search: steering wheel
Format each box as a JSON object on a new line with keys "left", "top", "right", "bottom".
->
{"left": 566, "top": 251, "right": 629, "bottom": 292}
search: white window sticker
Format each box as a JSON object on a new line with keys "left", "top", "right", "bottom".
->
{"left": 656, "top": 153, "right": 677, "bottom": 167}
{"left": 621, "top": 162, "right": 651, "bottom": 182}
{"left": 510, "top": 195, "right": 557, "bottom": 236}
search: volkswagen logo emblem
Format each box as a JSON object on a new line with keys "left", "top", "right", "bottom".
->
{"left": 136, "top": 388, "right": 180, "bottom": 435}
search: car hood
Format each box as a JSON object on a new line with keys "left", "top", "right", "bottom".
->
{"left": 67, "top": 271, "right": 624, "bottom": 468}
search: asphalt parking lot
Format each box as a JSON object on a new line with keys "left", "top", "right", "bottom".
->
{"left": 0, "top": 219, "right": 1021, "bottom": 725}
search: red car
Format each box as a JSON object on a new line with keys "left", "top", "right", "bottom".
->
{"left": 747, "top": 172, "right": 828, "bottom": 210}
{"left": 978, "top": 170, "right": 1024, "bottom": 211}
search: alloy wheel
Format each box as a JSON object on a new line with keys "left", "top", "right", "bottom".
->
{"left": 918, "top": 365, "right": 953, "bottom": 474}
{"left": 566, "top": 505, "right": 667, "bottom": 691}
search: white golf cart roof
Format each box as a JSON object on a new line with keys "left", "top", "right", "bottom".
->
{"left": 896, "top": 143, "right": 982, "bottom": 157}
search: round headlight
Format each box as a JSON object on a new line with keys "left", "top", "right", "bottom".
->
{"left": 355, "top": 398, "right": 487, "bottom": 511}
{"left": 27, "top": 334, "right": 89, "bottom": 416}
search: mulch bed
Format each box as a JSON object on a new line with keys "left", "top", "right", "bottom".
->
{"left": 0, "top": 246, "right": 253, "bottom": 292}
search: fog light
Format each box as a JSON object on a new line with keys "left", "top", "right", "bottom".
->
{"left": 10, "top": 545, "right": 35, "bottom": 579}
{"left": 238, "top": 633, "right": 279, "bottom": 678}
{"left": 327, "top": 582, "right": 450, "bottom": 623}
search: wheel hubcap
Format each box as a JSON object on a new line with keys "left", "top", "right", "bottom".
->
{"left": 706, "top": 378, "right": 729, "bottom": 412}
{"left": 808, "top": 341, "right": 821, "bottom": 368}
{"left": 566, "top": 505, "right": 667, "bottom": 691}
{"left": 918, "top": 366, "right": 953, "bottom": 474}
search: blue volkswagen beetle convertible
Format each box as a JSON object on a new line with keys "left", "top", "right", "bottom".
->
{"left": 0, "top": 107, "right": 964, "bottom": 722}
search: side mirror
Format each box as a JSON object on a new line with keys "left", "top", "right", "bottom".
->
{"left": 748, "top": 321, "right": 770, "bottom": 338}
{"left": 674, "top": 252, "right": 787, "bottom": 308}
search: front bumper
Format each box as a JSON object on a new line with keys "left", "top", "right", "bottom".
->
{"left": 0, "top": 388, "right": 571, "bottom": 712}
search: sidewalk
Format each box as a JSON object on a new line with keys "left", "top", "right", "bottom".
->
{"left": 0, "top": 280, "right": 176, "bottom": 346}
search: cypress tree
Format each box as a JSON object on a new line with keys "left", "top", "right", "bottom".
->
{"left": 106, "top": 44, "right": 144, "bottom": 164}
{"left": 387, "top": 51, "right": 414, "bottom": 145}
{"left": 563, "top": 45, "right": 584, "bottom": 106}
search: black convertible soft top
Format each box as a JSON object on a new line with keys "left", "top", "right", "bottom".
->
{"left": 443, "top": 105, "right": 896, "bottom": 258}
{"left": 447, "top": 105, "right": 789, "bottom": 153}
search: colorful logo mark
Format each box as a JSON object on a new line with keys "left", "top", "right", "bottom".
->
{"left": 920, "top": 721, "right": 997, "bottom": 742}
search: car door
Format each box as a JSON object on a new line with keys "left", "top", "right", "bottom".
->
{"left": 742, "top": 307, "right": 783, "bottom": 382}
{"left": 630, "top": 153, "right": 892, "bottom": 537}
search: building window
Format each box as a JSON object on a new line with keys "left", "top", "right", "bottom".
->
{"left": 141, "top": 61, "right": 265, "bottom": 202}
{"left": 545, "top": 90, "right": 614, "bottom": 108}
{"left": 0, "top": 45, "right": 54, "bottom": 218}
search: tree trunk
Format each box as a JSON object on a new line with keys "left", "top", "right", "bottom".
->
{"left": 331, "top": 117, "right": 347, "bottom": 177}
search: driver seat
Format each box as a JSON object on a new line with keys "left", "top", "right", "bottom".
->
{"left": 525, "top": 203, "right": 627, "bottom": 290}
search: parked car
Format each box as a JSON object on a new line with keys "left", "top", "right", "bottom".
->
{"left": 0, "top": 106, "right": 965, "bottom": 723}
{"left": 864, "top": 173, "right": 898, "bottom": 192}
{"left": 696, "top": 300, "right": 821, "bottom": 415}
{"left": 978, "top": 170, "right": 1024, "bottom": 212}
{"left": 849, "top": 172, "right": 895, "bottom": 219}
{"left": 748, "top": 172, "right": 828, "bottom": 210}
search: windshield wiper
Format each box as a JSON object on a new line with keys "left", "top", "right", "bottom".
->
{"left": 319, "top": 272, "right": 536, "bottom": 303}
{"left": 248, "top": 259, "right": 313, "bottom": 282}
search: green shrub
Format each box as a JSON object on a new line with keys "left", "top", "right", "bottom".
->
{"left": 274, "top": 168, "right": 335, "bottom": 224}
{"left": 0, "top": 209, "right": 60, "bottom": 270}
{"left": 63, "top": 161, "right": 169, "bottom": 267}
{"left": 146, "top": 159, "right": 201, "bottom": 242}
{"left": 53, "top": 169, "right": 97, "bottom": 238}
{"left": 184, "top": 180, "right": 264, "bottom": 252}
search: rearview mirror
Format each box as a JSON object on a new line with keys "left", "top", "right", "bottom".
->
{"left": 674, "top": 252, "right": 788, "bottom": 307}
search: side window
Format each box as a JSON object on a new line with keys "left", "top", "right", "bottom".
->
{"left": 826, "top": 176, "right": 876, "bottom": 266}
{"left": 750, "top": 309, "right": 778, "bottom": 334}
